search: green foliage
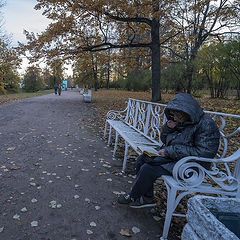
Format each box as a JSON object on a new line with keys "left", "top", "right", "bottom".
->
{"left": 161, "top": 63, "right": 187, "bottom": 92}
{"left": 0, "top": 38, "right": 21, "bottom": 94}
{"left": 23, "top": 67, "right": 44, "bottom": 92}
{"left": 195, "top": 38, "right": 240, "bottom": 98}
{"left": 0, "top": 81, "right": 6, "bottom": 95}
{"left": 3, "top": 69, "right": 21, "bottom": 93}
{"left": 115, "top": 70, "right": 151, "bottom": 91}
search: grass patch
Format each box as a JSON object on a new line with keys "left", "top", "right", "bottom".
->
{"left": 0, "top": 89, "right": 54, "bottom": 104}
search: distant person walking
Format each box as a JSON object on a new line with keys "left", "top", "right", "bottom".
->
{"left": 58, "top": 84, "right": 62, "bottom": 96}
{"left": 54, "top": 84, "right": 58, "bottom": 95}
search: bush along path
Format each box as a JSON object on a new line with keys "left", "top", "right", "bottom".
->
{"left": 0, "top": 91, "right": 176, "bottom": 240}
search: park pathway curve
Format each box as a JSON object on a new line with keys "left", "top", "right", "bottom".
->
{"left": 0, "top": 90, "right": 164, "bottom": 240}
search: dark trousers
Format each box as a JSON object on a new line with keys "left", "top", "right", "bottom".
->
{"left": 130, "top": 154, "right": 171, "bottom": 200}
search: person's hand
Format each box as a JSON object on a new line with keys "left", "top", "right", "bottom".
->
{"left": 158, "top": 149, "right": 166, "bottom": 157}
{"left": 167, "top": 120, "right": 178, "bottom": 129}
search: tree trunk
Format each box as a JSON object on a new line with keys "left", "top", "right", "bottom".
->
{"left": 91, "top": 54, "right": 98, "bottom": 91}
{"left": 186, "top": 61, "right": 194, "bottom": 94}
{"left": 151, "top": 19, "right": 161, "bottom": 102}
{"left": 107, "top": 62, "right": 110, "bottom": 89}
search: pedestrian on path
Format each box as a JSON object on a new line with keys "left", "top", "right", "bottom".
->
{"left": 117, "top": 93, "right": 220, "bottom": 208}
{"left": 54, "top": 83, "right": 58, "bottom": 95}
{"left": 58, "top": 84, "right": 62, "bottom": 96}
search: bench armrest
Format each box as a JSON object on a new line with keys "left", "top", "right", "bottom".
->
{"left": 172, "top": 148, "right": 240, "bottom": 192}
{"left": 106, "top": 107, "right": 129, "bottom": 121}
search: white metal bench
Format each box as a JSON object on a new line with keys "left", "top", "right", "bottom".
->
{"left": 104, "top": 97, "right": 240, "bottom": 240}
{"left": 79, "top": 88, "right": 84, "bottom": 95}
{"left": 104, "top": 98, "right": 167, "bottom": 172}
{"left": 83, "top": 89, "right": 92, "bottom": 103}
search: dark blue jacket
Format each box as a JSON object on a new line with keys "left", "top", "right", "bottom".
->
{"left": 160, "top": 93, "right": 220, "bottom": 170}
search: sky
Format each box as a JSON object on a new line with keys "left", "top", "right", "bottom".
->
{"left": 3, "top": 0, "right": 72, "bottom": 76}
{"left": 3, "top": 0, "right": 50, "bottom": 46}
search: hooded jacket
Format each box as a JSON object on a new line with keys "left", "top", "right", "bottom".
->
{"left": 160, "top": 93, "right": 220, "bottom": 171}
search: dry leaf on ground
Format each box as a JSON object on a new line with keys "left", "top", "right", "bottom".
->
{"left": 120, "top": 229, "right": 132, "bottom": 237}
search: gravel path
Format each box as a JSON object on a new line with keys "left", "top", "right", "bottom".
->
{"left": 0, "top": 90, "right": 163, "bottom": 240}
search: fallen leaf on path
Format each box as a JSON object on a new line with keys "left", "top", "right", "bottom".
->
{"left": 102, "top": 164, "right": 111, "bottom": 168}
{"left": 153, "top": 216, "right": 161, "bottom": 221}
{"left": 7, "top": 147, "right": 15, "bottom": 151}
{"left": 113, "top": 191, "right": 126, "bottom": 195}
{"left": 10, "top": 166, "right": 20, "bottom": 170}
{"left": 21, "top": 207, "right": 27, "bottom": 212}
{"left": 132, "top": 226, "right": 140, "bottom": 234}
{"left": 49, "top": 200, "right": 57, "bottom": 208}
{"left": 95, "top": 206, "right": 101, "bottom": 210}
{"left": 86, "top": 230, "right": 93, "bottom": 235}
{"left": 81, "top": 168, "right": 89, "bottom": 172}
{"left": 31, "top": 221, "right": 38, "bottom": 227}
{"left": 90, "top": 222, "right": 96, "bottom": 227}
{"left": 120, "top": 229, "right": 131, "bottom": 237}
{"left": 13, "top": 214, "right": 20, "bottom": 220}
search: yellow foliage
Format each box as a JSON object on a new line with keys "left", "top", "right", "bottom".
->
{"left": 0, "top": 82, "right": 7, "bottom": 95}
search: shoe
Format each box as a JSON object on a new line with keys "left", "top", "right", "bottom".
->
{"left": 129, "top": 196, "right": 157, "bottom": 209}
{"left": 117, "top": 194, "right": 134, "bottom": 204}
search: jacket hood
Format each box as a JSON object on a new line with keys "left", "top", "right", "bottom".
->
{"left": 164, "top": 93, "right": 204, "bottom": 124}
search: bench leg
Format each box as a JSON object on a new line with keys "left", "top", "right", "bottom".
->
{"left": 160, "top": 185, "right": 178, "bottom": 240}
{"left": 113, "top": 132, "right": 119, "bottom": 157}
{"left": 107, "top": 126, "right": 112, "bottom": 146}
{"left": 122, "top": 141, "right": 129, "bottom": 173}
{"left": 104, "top": 121, "right": 108, "bottom": 138}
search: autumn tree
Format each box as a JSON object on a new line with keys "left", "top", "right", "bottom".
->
{"left": 19, "top": 0, "right": 180, "bottom": 101}
{"left": 0, "top": 0, "right": 21, "bottom": 94}
{"left": 219, "top": 38, "right": 240, "bottom": 99}
{"left": 73, "top": 53, "right": 94, "bottom": 88}
{"left": 0, "top": 39, "right": 21, "bottom": 93}
{"left": 196, "top": 38, "right": 240, "bottom": 99}
{"left": 19, "top": 0, "right": 240, "bottom": 99}
{"left": 22, "top": 66, "right": 45, "bottom": 92}
{"left": 163, "top": 0, "right": 240, "bottom": 93}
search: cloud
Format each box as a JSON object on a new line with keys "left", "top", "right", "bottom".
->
{"left": 3, "top": 0, "right": 50, "bottom": 46}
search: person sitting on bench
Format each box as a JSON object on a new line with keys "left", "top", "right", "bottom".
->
{"left": 117, "top": 93, "right": 220, "bottom": 208}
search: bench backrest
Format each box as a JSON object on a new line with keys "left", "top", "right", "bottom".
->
{"left": 124, "top": 98, "right": 167, "bottom": 144}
